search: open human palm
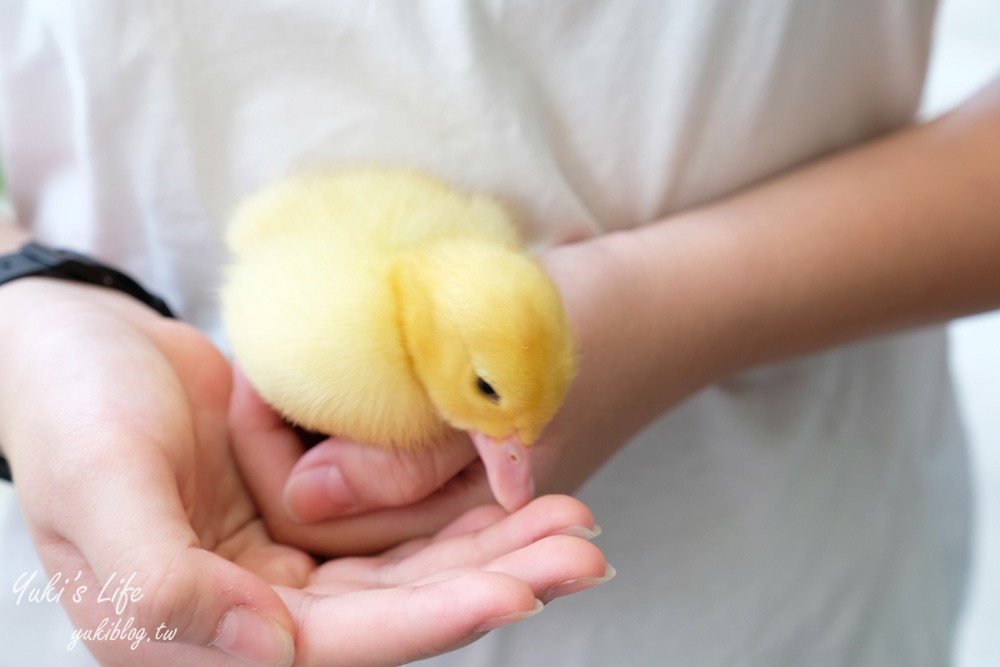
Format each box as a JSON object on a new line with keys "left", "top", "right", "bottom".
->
{"left": 0, "top": 281, "right": 607, "bottom": 667}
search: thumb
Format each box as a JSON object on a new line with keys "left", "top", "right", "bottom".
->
{"left": 282, "top": 434, "right": 477, "bottom": 523}
{"left": 37, "top": 445, "right": 295, "bottom": 666}
{"left": 228, "top": 366, "right": 476, "bottom": 522}
{"left": 63, "top": 548, "right": 295, "bottom": 667}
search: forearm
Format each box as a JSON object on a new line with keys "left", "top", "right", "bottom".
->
{"left": 0, "top": 213, "right": 29, "bottom": 252}
{"left": 601, "top": 75, "right": 1000, "bottom": 426}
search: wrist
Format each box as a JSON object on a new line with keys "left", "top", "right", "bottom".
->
{"left": 0, "top": 276, "right": 160, "bottom": 338}
{"left": 544, "top": 228, "right": 733, "bottom": 445}
{"left": 605, "top": 219, "right": 748, "bottom": 389}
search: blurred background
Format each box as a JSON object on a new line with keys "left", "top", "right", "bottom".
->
{"left": 924, "top": 2, "right": 1000, "bottom": 666}
{"left": 0, "top": 0, "right": 997, "bottom": 664}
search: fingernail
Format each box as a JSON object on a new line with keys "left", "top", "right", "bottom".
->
{"left": 541, "top": 564, "right": 617, "bottom": 603}
{"left": 554, "top": 524, "right": 602, "bottom": 539}
{"left": 285, "top": 464, "right": 358, "bottom": 522}
{"left": 473, "top": 599, "right": 544, "bottom": 632}
{"left": 212, "top": 607, "right": 294, "bottom": 667}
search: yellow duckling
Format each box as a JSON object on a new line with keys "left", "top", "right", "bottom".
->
{"left": 221, "top": 168, "right": 576, "bottom": 511}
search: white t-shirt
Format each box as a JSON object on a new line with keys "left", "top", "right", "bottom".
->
{"left": 0, "top": 1, "right": 969, "bottom": 665}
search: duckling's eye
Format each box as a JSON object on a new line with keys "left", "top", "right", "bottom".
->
{"left": 476, "top": 376, "right": 500, "bottom": 402}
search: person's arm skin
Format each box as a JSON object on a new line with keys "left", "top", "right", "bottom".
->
{"left": 0, "top": 217, "right": 29, "bottom": 250}
{"left": 243, "top": 74, "right": 1000, "bottom": 555}
{"left": 0, "top": 227, "right": 609, "bottom": 665}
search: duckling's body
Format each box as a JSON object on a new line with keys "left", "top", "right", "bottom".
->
{"left": 221, "top": 169, "right": 575, "bottom": 509}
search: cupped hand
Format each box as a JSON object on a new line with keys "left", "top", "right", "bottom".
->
{"left": 0, "top": 279, "right": 608, "bottom": 666}
{"left": 233, "top": 235, "right": 658, "bottom": 556}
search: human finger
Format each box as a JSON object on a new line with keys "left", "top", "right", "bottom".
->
{"left": 277, "top": 573, "right": 540, "bottom": 667}
{"left": 282, "top": 431, "right": 477, "bottom": 523}
{"left": 309, "top": 495, "right": 600, "bottom": 587}
{"left": 38, "top": 428, "right": 296, "bottom": 667}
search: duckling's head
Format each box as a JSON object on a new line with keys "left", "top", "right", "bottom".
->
{"left": 395, "top": 240, "right": 577, "bottom": 509}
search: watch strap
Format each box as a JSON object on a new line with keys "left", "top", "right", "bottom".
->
{"left": 10, "top": 242, "right": 176, "bottom": 318}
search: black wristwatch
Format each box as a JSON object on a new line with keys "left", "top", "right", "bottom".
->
{"left": 0, "top": 242, "right": 175, "bottom": 317}
{"left": 0, "top": 242, "right": 176, "bottom": 482}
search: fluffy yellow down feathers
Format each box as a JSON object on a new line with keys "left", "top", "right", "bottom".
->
{"left": 220, "top": 168, "right": 576, "bottom": 510}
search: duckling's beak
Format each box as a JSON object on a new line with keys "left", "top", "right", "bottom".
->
{"left": 470, "top": 431, "right": 534, "bottom": 513}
